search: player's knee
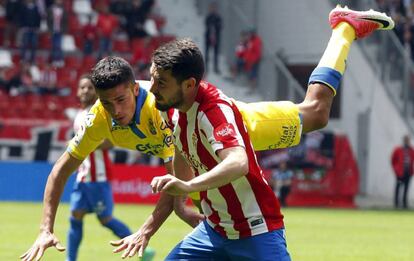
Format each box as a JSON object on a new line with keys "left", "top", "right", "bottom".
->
{"left": 71, "top": 211, "right": 86, "bottom": 220}
{"left": 98, "top": 216, "right": 112, "bottom": 225}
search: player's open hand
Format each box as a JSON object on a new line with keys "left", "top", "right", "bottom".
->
{"left": 151, "top": 174, "right": 191, "bottom": 195}
{"left": 110, "top": 230, "right": 149, "bottom": 259}
{"left": 20, "top": 231, "right": 65, "bottom": 261}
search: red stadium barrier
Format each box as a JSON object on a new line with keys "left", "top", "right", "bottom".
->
{"left": 111, "top": 164, "right": 166, "bottom": 204}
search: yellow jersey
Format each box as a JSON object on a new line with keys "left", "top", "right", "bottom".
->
{"left": 67, "top": 85, "right": 174, "bottom": 162}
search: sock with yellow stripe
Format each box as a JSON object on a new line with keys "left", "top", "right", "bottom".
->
{"left": 308, "top": 22, "right": 356, "bottom": 95}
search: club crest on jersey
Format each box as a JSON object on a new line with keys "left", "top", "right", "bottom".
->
{"left": 214, "top": 123, "right": 236, "bottom": 142}
{"left": 148, "top": 119, "right": 157, "bottom": 135}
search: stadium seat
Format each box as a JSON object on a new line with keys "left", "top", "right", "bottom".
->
{"left": 68, "top": 13, "right": 82, "bottom": 35}
{"left": 113, "top": 39, "right": 131, "bottom": 53}
{"left": 73, "top": 0, "right": 92, "bottom": 16}
{"left": 81, "top": 56, "right": 97, "bottom": 72}
{"left": 65, "top": 56, "right": 82, "bottom": 69}
{"left": 73, "top": 34, "right": 85, "bottom": 50}
{"left": 0, "top": 50, "right": 13, "bottom": 68}
{"left": 62, "top": 35, "right": 77, "bottom": 52}
{"left": 0, "top": 17, "right": 6, "bottom": 30}
{"left": 39, "top": 33, "right": 52, "bottom": 50}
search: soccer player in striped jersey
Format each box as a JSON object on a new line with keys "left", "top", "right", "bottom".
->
{"left": 146, "top": 6, "right": 394, "bottom": 260}
{"left": 65, "top": 75, "right": 135, "bottom": 261}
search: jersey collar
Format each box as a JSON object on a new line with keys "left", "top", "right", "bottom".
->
{"left": 133, "top": 86, "right": 148, "bottom": 125}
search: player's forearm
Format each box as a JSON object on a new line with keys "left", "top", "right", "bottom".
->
{"left": 40, "top": 152, "right": 79, "bottom": 233}
{"left": 40, "top": 172, "right": 68, "bottom": 232}
{"left": 188, "top": 148, "right": 248, "bottom": 192}
{"left": 139, "top": 192, "right": 174, "bottom": 237}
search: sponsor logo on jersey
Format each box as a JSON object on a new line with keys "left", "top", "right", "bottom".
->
{"left": 182, "top": 151, "right": 208, "bottom": 171}
{"left": 192, "top": 132, "right": 198, "bottom": 148}
{"left": 267, "top": 125, "right": 298, "bottom": 150}
{"left": 135, "top": 133, "right": 172, "bottom": 156}
{"left": 214, "top": 123, "right": 236, "bottom": 143}
{"left": 148, "top": 119, "right": 157, "bottom": 135}
{"left": 163, "top": 133, "right": 173, "bottom": 147}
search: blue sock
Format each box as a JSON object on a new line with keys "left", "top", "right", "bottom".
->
{"left": 67, "top": 217, "right": 83, "bottom": 261}
{"left": 103, "top": 217, "right": 131, "bottom": 238}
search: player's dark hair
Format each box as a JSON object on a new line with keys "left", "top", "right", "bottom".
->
{"left": 152, "top": 38, "right": 204, "bottom": 86}
{"left": 91, "top": 56, "right": 135, "bottom": 90}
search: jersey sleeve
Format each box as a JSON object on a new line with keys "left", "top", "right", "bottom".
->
{"left": 237, "top": 101, "right": 302, "bottom": 151}
{"left": 67, "top": 106, "right": 106, "bottom": 160}
{"left": 199, "top": 103, "right": 245, "bottom": 153}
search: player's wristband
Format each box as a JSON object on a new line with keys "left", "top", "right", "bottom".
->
{"left": 308, "top": 67, "right": 342, "bottom": 96}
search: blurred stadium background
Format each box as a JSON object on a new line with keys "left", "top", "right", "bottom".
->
{"left": 0, "top": 0, "right": 414, "bottom": 260}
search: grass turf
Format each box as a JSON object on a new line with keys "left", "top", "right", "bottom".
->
{"left": 1, "top": 202, "right": 414, "bottom": 260}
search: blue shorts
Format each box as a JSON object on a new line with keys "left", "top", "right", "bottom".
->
{"left": 166, "top": 221, "right": 291, "bottom": 261}
{"left": 69, "top": 182, "right": 113, "bottom": 218}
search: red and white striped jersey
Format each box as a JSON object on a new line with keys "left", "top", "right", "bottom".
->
{"left": 73, "top": 108, "right": 112, "bottom": 183}
{"left": 163, "top": 81, "right": 284, "bottom": 239}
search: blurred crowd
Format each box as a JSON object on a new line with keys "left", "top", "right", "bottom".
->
{"left": 377, "top": 0, "right": 414, "bottom": 58}
{"left": 0, "top": 0, "right": 167, "bottom": 97}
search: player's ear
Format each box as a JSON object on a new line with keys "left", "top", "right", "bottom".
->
{"left": 183, "top": 77, "right": 196, "bottom": 90}
{"left": 132, "top": 82, "right": 139, "bottom": 96}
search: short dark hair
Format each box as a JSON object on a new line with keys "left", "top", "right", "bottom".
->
{"left": 91, "top": 56, "right": 135, "bottom": 90}
{"left": 151, "top": 38, "right": 204, "bottom": 86}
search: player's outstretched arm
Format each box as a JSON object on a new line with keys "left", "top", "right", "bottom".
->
{"left": 20, "top": 152, "right": 82, "bottom": 261}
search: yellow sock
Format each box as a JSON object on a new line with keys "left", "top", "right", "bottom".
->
{"left": 317, "top": 22, "right": 356, "bottom": 74}
{"left": 308, "top": 22, "right": 356, "bottom": 95}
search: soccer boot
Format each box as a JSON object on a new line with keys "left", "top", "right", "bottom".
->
{"left": 329, "top": 5, "right": 394, "bottom": 39}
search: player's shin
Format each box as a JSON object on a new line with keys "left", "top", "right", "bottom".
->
{"left": 308, "top": 22, "right": 356, "bottom": 95}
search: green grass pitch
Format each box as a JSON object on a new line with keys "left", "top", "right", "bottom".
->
{"left": 1, "top": 202, "right": 414, "bottom": 260}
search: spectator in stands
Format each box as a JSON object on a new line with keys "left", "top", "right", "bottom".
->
{"left": 131, "top": 38, "right": 152, "bottom": 80}
{"left": 204, "top": 1, "right": 222, "bottom": 74}
{"left": 244, "top": 28, "right": 263, "bottom": 93}
{"left": 124, "top": 0, "right": 155, "bottom": 39}
{"left": 36, "top": 63, "right": 58, "bottom": 94}
{"left": 47, "top": 0, "right": 67, "bottom": 67}
{"left": 96, "top": 4, "right": 119, "bottom": 59}
{"left": 271, "top": 160, "right": 294, "bottom": 207}
{"left": 231, "top": 30, "right": 249, "bottom": 79}
{"left": 391, "top": 135, "right": 414, "bottom": 209}
{"left": 19, "top": 0, "right": 42, "bottom": 63}
{"left": 82, "top": 14, "right": 96, "bottom": 56}
{"left": 7, "top": 62, "right": 36, "bottom": 95}
{"left": 4, "top": 0, "right": 21, "bottom": 47}
{"left": 109, "top": 0, "right": 128, "bottom": 16}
